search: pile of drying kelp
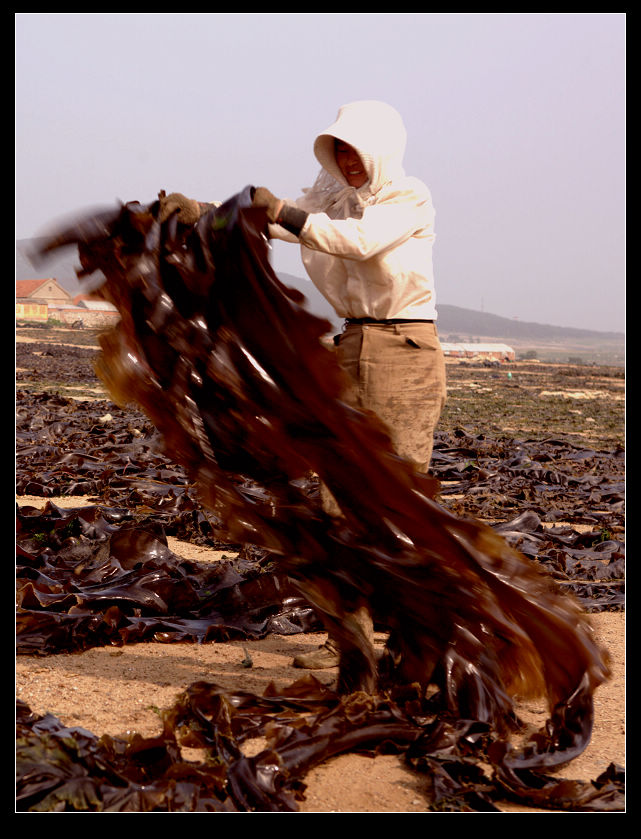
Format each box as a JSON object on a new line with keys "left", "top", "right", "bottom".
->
{"left": 17, "top": 682, "right": 624, "bottom": 813}
{"left": 17, "top": 499, "right": 319, "bottom": 655}
{"left": 432, "top": 427, "right": 624, "bottom": 530}
{"left": 17, "top": 189, "right": 624, "bottom": 811}
{"left": 16, "top": 497, "right": 624, "bottom": 811}
{"left": 16, "top": 341, "right": 99, "bottom": 385}
{"left": 16, "top": 389, "right": 625, "bottom": 614}
{"left": 431, "top": 429, "right": 624, "bottom": 612}
{"left": 16, "top": 390, "right": 209, "bottom": 527}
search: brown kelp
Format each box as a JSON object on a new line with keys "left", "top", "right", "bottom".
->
{"left": 21, "top": 188, "right": 621, "bottom": 810}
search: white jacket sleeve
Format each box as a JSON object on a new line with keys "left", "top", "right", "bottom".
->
{"left": 299, "top": 184, "right": 435, "bottom": 261}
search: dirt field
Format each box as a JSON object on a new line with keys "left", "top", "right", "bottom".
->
{"left": 16, "top": 325, "right": 625, "bottom": 812}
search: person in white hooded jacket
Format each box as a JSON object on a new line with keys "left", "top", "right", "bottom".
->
{"left": 253, "top": 100, "right": 447, "bottom": 671}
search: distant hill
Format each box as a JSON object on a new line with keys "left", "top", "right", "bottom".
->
{"left": 17, "top": 239, "right": 623, "bottom": 347}
{"left": 244, "top": 274, "right": 625, "bottom": 357}
{"left": 434, "top": 304, "right": 623, "bottom": 342}
{"left": 250, "top": 273, "right": 625, "bottom": 346}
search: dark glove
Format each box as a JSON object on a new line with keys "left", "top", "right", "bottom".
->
{"left": 251, "top": 186, "right": 284, "bottom": 223}
{"left": 251, "top": 186, "right": 308, "bottom": 235}
{"left": 158, "top": 191, "right": 202, "bottom": 225}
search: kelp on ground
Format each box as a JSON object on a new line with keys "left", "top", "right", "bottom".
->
{"left": 17, "top": 682, "right": 624, "bottom": 813}
{"left": 16, "top": 389, "right": 626, "bottom": 617}
{"left": 17, "top": 189, "right": 624, "bottom": 811}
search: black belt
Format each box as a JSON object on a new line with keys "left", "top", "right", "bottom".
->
{"left": 345, "top": 317, "right": 434, "bottom": 325}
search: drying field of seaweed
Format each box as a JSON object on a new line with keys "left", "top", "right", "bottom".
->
{"left": 16, "top": 325, "right": 625, "bottom": 812}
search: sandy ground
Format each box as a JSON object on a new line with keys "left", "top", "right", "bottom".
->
{"left": 16, "top": 494, "right": 625, "bottom": 813}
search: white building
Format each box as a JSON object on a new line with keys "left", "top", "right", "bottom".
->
{"left": 441, "top": 342, "right": 515, "bottom": 362}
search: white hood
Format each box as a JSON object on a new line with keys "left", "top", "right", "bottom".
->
{"left": 312, "top": 100, "right": 408, "bottom": 195}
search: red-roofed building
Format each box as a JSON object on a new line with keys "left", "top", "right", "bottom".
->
{"left": 16, "top": 279, "right": 119, "bottom": 327}
{"left": 16, "top": 278, "right": 72, "bottom": 321}
{"left": 16, "top": 278, "right": 72, "bottom": 303}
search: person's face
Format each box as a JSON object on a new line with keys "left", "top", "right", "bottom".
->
{"left": 335, "top": 140, "right": 368, "bottom": 188}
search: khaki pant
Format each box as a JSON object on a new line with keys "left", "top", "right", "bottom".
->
{"left": 321, "top": 320, "right": 447, "bottom": 516}
{"left": 336, "top": 321, "right": 446, "bottom": 472}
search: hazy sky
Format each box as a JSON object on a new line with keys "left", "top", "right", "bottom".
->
{"left": 15, "top": 12, "right": 625, "bottom": 332}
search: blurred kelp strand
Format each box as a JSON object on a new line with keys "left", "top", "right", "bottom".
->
{"left": 25, "top": 188, "right": 622, "bottom": 810}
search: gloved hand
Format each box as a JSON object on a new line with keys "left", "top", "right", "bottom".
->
{"left": 251, "top": 187, "right": 284, "bottom": 223}
{"left": 158, "top": 191, "right": 202, "bottom": 225}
